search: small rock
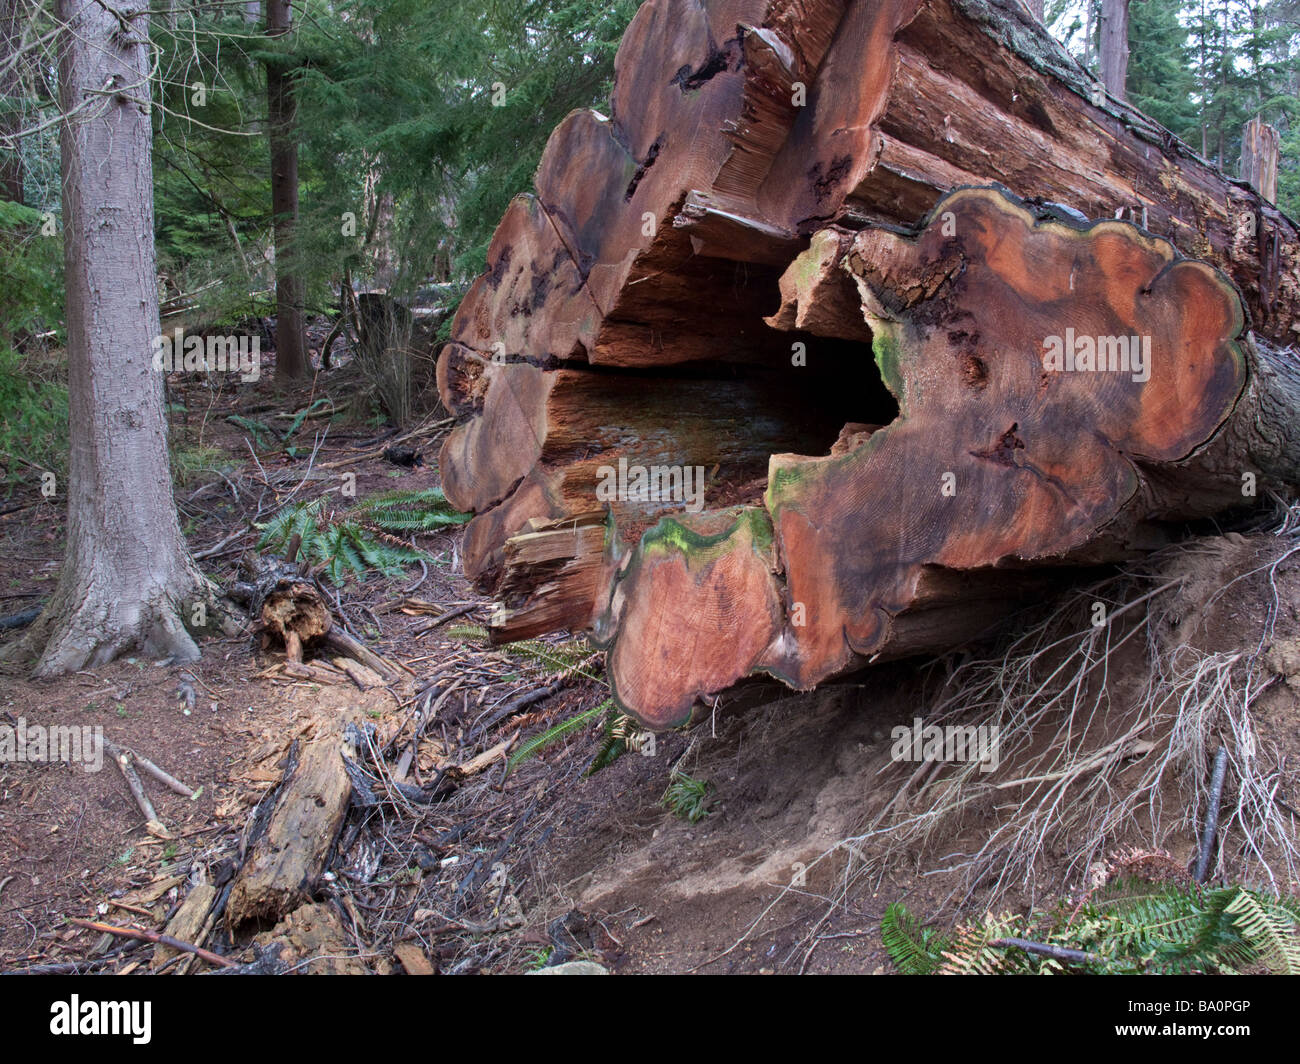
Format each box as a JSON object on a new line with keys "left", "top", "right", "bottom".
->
{"left": 1265, "top": 638, "right": 1300, "bottom": 689}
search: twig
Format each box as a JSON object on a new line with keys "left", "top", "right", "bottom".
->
{"left": 415, "top": 602, "right": 478, "bottom": 633}
{"left": 316, "top": 417, "right": 454, "bottom": 470}
{"left": 67, "top": 918, "right": 237, "bottom": 969}
{"left": 130, "top": 753, "right": 196, "bottom": 799}
{"left": 992, "top": 937, "right": 1103, "bottom": 966}
{"left": 194, "top": 527, "right": 250, "bottom": 561}
{"left": 106, "top": 742, "right": 162, "bottom": 829}
{"left": 469, "top": 682, "right": 564, "bottom": 738}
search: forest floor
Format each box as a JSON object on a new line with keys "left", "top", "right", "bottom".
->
{"left": 2, "top": 345, "right": 1300, "bottom": 974}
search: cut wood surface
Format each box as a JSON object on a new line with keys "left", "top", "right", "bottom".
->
{"left": 437, "top": 0, "right": 1300, "bottom": 728}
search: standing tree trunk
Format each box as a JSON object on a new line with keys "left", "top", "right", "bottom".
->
{"left": 266, "top": 0, "right": 307, "bottom": 381}
{"left": 1240, "top": 117, "right": 1279, "bottom": 204}
{"left": 0, "top": 0, "right": 26, "bottom": 203}
{"left": 1099, "top": 0, "right": 1129, "bottom": 101}
{"left": 2, "top": 0, "right": 215, "bottom": 676}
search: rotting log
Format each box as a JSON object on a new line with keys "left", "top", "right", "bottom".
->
{"left": 249, "top": 567, "right": 411, "bottom": 684}
{"left": 436, "top": 0, "right": 1300, "bottom": 727}
{"left": 226, "top": 715, "right": 354, "bottom": 931}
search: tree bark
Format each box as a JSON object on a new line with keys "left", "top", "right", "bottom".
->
{"left": 0, "top": 0, "right": 26, "bottom": 203}
{"left": 437, "top": 0, "right": 1300, "bottom": 727}
{"left": 3, "top": 0, "right": 215, "bottom": 676}
{"left": 1098, "top": 0, "right": 1130, "bottom": 101}
{"left": 266, "top": 0, "right": 308, "bottom": 381}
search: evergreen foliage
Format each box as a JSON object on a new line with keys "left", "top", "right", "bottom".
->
{"left": 884, "top": 882, "right": 1300, "bottom": 974}
{"left": 256, "top": 488, "right": 468, "bottom": 584}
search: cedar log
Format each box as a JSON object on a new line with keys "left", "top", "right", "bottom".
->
{"left": 437, "top": 0, "right": 1300, "bottom": 727}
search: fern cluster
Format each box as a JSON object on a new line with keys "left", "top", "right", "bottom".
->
{"left": 350, "top": 487, "right": 471, "bottom": 533}
{"left": 884, "top": 882, "right": 1300, "bottom": 975}
{"left": 881, "top": 902, "right": 952, "bottom": 975}
{"left": 591, "top": 711, "right": 649, "bottom": 773}
{"left": 662, "top": 772, "right": 713, "bottom": 824}
{"left": 256, "top": 488, "right": 467, "bottom": 585}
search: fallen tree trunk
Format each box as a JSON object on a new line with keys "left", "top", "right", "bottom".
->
{"left": 438, "top": 0, "right": 1300, "bottom": 727}
{"left": 226, "top": 715, "right": 354, "bottom": 931}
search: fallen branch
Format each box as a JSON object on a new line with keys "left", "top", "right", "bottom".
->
{"left": 991, "top": 937, "right": 1103, "bottom": 966}
{"left": 106, "top": 742, "right": 163, "bottom": 832}
{"left": 322, "top": 628, "right": 413, "bottom": 683}
{"left": 1195, "top": 747, "right": 1231, "bottom": 884}
{"left": 68, "top": 918, "right": 237, "bottom": 969}
{"left": 0, "top": 607, "right": 41, "bottom": 630}
{"left": 316, "top": 417, "right": 454, "bottom": 470}
{"left": 414, "top": 602, "right": 479, "bottom": 633}
{"left": 130, "top": 752, "right": 197, "bottom": 799}
{"left": 469, "top": 682, "right": 564, "bottom": 739}
{"left": 193, "top": 527, "right": 251, "bottom": 561}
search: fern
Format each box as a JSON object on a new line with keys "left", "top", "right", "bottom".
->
{"left": 256, "top": 498, "right": 427, "bottom": 585}
{"left": 939, "top": 914, "right": 1030, "bottom": 975}
{"left": 507, "top": 699, "right": 613, "bottom": 772}
{"left": 1075, "top": 880, "right": 1214, "bottom": 972}
{"left": 226, "top": 413, "right": 274, "bottom": 451}
{"left": 350, "top": 487, "right": 471, "bottom": 533}
{"left": 502, "top": 637, "right": 600, "bottom": 682}
{"left": 281, "top": 398, "right": 333, "bottom": 440}
{"left": 257, "top": 496, "right": 329, "bottom": 558}
{"left": 882, "top": 902, "right": 951, "bottom": 975}
{"left": 588, "top": 711, "right": 650, "bottom": 774}
{"left": 662, "top": 772, "right": 713, "bottom": 823}
{"left": 589, "top": 724, "right": 631, "bottom": 775}
{"left": 907, "top": 879, "right": 1300, "bottom": 975}
{"left": 447, "top": 621, "right": 647, "bottom": 777}
{"left": 447, "top": 626, "right": 602, "bottom": 683}
{"left": 1223, "top": 889, "right": 1300, "bottom": 974}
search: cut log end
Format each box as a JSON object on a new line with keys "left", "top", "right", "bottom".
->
{"left": 485, "top": 186, "right": 1281, "bottom": 729}
{"left": 437, "top": 0, "right": 1300, "bottom": 729}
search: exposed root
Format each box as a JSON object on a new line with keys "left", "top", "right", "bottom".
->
{"left": 715, "top": 501, "right": 1300, "bottom": 967}
{"left": 830, "top": 520, "right": 1299, "bottom": 906}
{"left": 2, "top": 567, "right": 233, "bottom": 677}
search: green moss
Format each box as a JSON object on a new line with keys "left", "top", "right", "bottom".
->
{"left": 640, "top": 515, "right": 731, "bottom": 560}
{"left": 743, "top": 506, "right": 774, "bottom": 554}
{"left": 872, "top": 328, "right": 905, "bottom": 399}
{"left": 637, "top": 506, "right": 771, "bottom": 567}
{"left": 766, "top": 462, "right": 806, "bottom": 504}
